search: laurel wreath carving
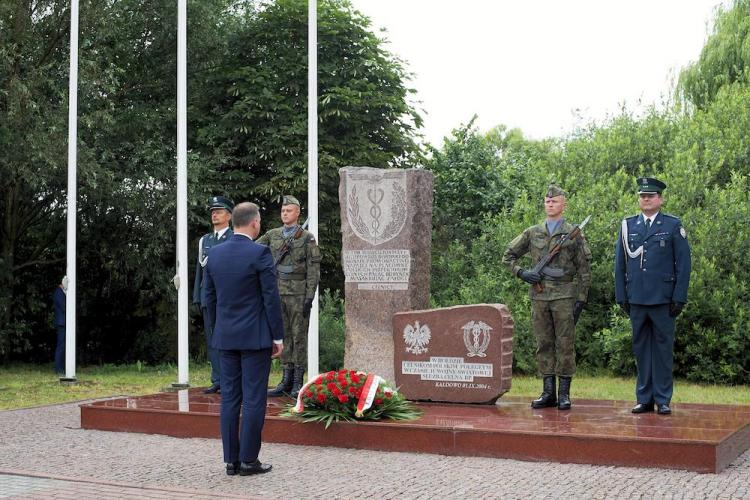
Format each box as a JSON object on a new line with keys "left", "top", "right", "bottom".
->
{"left": 347, "top": 181, "right": 407, "bottom": 244}
{"left": 379, "top": 182, "right": 407, "bottom": 242}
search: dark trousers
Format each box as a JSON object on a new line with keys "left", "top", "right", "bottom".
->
{"left": 630, "top": 304, "right": 675, "bottom": 405}
{"left": 219, "top": 348, "right": 272, "bottom": 464}
{"left": 54, "top": 326, "right": 65, "bottom": 374}
{"left": 202, "top": 306, "right": 221, "bottom": 386}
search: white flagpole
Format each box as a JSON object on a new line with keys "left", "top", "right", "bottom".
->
{"left": 174, "top": 0, "right": 189, "bottom": 387}
{"left": 63, "top": 0, "right": 80, "bottom": 382}
{"left": 307, "top": 0, "right": 319, "bottom": 378}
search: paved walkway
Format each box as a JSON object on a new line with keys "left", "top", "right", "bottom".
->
{"left": 1, "top": 400, "right": 749, "bottom": 499}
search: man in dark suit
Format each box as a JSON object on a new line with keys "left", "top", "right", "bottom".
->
{"left": 193, "top": 195, "right": 234, "bottom": 394}
{"left": 52, "top": 279, "right": 67, "bottom": 374}
{"left": 204, "top": 202, "right": 284, "bottom": 476}
{"left": 615, "top": 177, "right": 691, "bottom": 415}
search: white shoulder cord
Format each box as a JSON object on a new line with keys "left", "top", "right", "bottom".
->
{"left": 199, "top": 235, "right": 209, "bottom": 268}
{"left": 621, "top": 218, "right": 644, "bottom": 268}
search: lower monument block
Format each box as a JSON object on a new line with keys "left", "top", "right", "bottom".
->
{"left": 393, "top": 304, "right": 514, "bottom": 404}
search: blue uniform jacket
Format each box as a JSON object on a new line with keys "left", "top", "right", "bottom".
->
{"left": 204, "top": 234, "right": 284, "bottom": 350}
{"left": 615, "top": 212, "right": 691, "bottom": 305}
{"left": 192, "top": 229, "right": 233, "bottom": 305}
{"left": 53, "top": 287, "right": 66, "bottom": 327}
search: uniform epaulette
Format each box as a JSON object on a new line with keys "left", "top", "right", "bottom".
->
{"left": 661, "top": 213, "right": 680, "bottom": 221}
{"left": 625, "top": 215, "right": 639, "bottom": 221}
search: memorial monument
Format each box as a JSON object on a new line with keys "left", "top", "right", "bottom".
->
{"left": 339, "top": 167, "right": 433, "bottom": 381}
{"left": 393, "top": 304, "right": 514, "bottom": 404}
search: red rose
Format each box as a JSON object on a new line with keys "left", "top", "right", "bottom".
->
{"left": 385, "top": 391, "right": 393, "bottom": 399}
{"left": 338, "top": 394, "right": 349, "bottom": 403}
{"left": 348, "top": 386, "right": 357, "bottom": 394}
{"left": 332, "top": 387, "right": 342, "bottom": 396}
{"left": 326, "top": 382, "right": 337, "bottom": 391}
{"left": 304, "top": 391, "right": 313, "bottom": 398}
{"left": 351, "top": 374, "right": 360, "bottom": 384}
{"left": 315, "top": 378, "right": 323, "bottom": 386}
{"left": 326, "top": 371, "right": 335, "bottom": 381}
{"left": 374, "top": 398, "right": 383, "bottom": 405}
{"left": 340, "top": 379, "right": 348, "bottom": 387}
{"left": 317, "top": 393, "right": 326, "bottom": 403}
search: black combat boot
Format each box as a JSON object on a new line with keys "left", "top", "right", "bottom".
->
{"left": 267, "top": 365, "right": 294, "bottom": 397}
{"left": 531, "top": 375, "right": 557, "bottom": 408}
{"left": 290, "top": 366, "right": 305, "bottom": 399}
{"left": 558, "top": 376, "right": 572, "bottom": 410}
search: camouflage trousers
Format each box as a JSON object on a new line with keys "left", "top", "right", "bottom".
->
{"left": 280, "top": 294, "right": 310, "bottom": 368}
{"left": 531, "top": 297, "right": 577, "bottom": 377}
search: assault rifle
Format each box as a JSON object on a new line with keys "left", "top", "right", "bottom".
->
{"left": 532, "top": 215, "right": 591, "bottom": 293}
{"left": 274, "top": 219, "right": 309, "bottom": 266}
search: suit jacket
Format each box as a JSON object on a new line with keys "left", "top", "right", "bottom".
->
{"left": 615, "top": 212, "right": 691, "bottom": 305}
{"left": 192, "top": 228, "right": 233, "bottom": 305}
{"left": 204, "top": 234, "right": 284, "bottom": 350}
{"left": 53, "top": 286, "right": 66, "bottom": 327}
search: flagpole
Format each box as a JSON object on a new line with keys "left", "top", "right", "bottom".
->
{"left": 174, "top": 0, "right": 190, "bottom": 387}
{"left": 62, "top": 0, "right": 80, "bottom": 383}
{"left": 307, "top": 0, "right": 319, "bottom": 378}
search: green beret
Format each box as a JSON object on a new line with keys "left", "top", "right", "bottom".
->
{"left": 282, "top": 195, "right": 300, "bottom": 207}
{"left": 636, "top": 177, "right": 666, "bottom": 194}
{"left": 209, "top": 195, "right": 234, "bottom": 212}
{"left": 545, "top": 184, "right": 566, "bottom": 198}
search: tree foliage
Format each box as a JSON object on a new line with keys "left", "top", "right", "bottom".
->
{"left": 0, "top": 0, "right": 421, "bottom": 364}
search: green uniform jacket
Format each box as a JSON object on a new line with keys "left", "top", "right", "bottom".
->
{"left": 256, "top": 227, "right": 321, "bottom": 298}
{"left": 502, "top": 221, "right": 592, "bottom": 302}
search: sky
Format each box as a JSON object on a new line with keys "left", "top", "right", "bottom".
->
{"left": 349, "top": 0, "right": 729, "bottom": 146}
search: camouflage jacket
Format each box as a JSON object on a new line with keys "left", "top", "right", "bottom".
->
{"left": 501, "top": 221, "right": 592, "bottom": 302}
{"left": 256, "top": 226, "right": 321, "bottom": 298}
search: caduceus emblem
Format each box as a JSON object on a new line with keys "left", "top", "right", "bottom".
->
{"left": 462, "top": 321, "right": 492, "bottom": 357}
{"left": 346, "top": 170, "right": 407, "bottom": 246}
{"left": 403, "top": 321, "right": 431, "bottom": 355}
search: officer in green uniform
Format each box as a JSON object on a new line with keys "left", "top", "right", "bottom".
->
{"left": 502, "top": 185, "right": 591, "bottom": 410}
{"left": 193, "top": 195, "right": 234, "bottom": 394}
{"left": 258, "top": 195, "right": 321, "bottom": 398}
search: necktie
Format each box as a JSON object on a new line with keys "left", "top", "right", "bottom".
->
{"left": 214, "top": 232, "right": 219, "bottom": 241}
{"left": 645, "top": 218, "right": 651, "bottom": 230}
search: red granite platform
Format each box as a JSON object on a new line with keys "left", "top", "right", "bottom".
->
{"left": 80, "top": 390, "right": 750, "bottom": 473}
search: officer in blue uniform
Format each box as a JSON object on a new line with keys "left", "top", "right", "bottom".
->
{"left": 615, "top": 177, "right": 691, "bottom": 415}
{"left": 193, "top": 195, "right": 235, "bottom": 394}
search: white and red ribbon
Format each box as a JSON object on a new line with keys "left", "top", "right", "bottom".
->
{"left": 355, "top": 373, "right": 383, "bottom": 418}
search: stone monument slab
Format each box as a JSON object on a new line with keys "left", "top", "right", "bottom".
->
{"left": 393, "top": 304, "right": 514, "bottom": 404}
{"left": 339, "top": 167, "right": 433, "bottom": 381}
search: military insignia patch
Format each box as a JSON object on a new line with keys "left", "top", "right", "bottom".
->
{"left": 680, "top": 227, "right": 687, "bottom": 238}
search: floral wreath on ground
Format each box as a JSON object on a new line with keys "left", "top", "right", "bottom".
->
{"left": 281, "top": 370, "right": 422, "bottom": 428}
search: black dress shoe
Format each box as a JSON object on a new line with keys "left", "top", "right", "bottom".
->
{"left": 226, "top": 462, "right": 240, "bottom": 476}
{"left": 631, "top": 402, "right": 654, "bottom": 413}
{"left": 203, "top": 384, "right": 221, "bottom": 394}
{"left": 657, "top": 404, "right": 672, "bottom": 415}
{"left": 239, "top": 460, "right": 273, "bottom": 476}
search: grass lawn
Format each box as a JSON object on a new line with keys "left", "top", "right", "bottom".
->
{"left": 1, "top": 363, "right": 749, "bottom": 410}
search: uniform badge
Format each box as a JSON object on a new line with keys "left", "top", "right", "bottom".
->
{"left": 680, "top": 227, "right": 687, "bottom": 239}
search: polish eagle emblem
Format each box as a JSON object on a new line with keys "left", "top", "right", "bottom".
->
{"left": 403, "top": 321, "right": 431, "bottom": 355}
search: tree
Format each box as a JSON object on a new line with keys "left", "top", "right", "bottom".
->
{"left": 191, "top": 0, "right": 423, "bottom": 292}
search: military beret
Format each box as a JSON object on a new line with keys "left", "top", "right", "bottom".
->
{"left": 545, "top": 184, "right": 566, "bottom": 198}
{"left": 282, "top": 195, "right": 300, "bottom": 207}
{"left": 636, "top": 177, "right": 666, "bottom": 194}
{"left": 209, "top": 195, "right": 234, "bottom": 212}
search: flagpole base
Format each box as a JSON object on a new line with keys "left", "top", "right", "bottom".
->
{"left": 59, "top": 377, "right": 78, "bottom": 385}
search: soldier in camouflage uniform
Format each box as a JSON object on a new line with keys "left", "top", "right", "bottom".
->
{"left": 258, "top": 195, "right": 321, "bottom": 398}
{"left": 502, "top": 185, "right": 591, "bottom": 410}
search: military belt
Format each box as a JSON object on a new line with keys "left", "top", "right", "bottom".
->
{"left": 278, "top": 272, "right": 306, "bottom": 280}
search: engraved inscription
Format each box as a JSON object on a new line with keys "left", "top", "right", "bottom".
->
{"left": 402, "top": 356, "right": 493, "bottom": 382}
{"left": 343, "top": 250, "right": 411, "bottom": 283}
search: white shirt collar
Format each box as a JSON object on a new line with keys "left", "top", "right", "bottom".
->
{"left": 236, "top": 232, "right": 253, "bottom": 241}
{"left": 641, "top": 211, "right": 660, "bottom": 223}
{"left": 215, "top": 226, "right": 230, "bottom": 239}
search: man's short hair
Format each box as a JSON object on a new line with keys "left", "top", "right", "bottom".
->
{"left": 232, "top": 202, "right": 260, "bottom": 228}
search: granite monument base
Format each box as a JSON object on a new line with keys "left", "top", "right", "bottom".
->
{"left": 80, "top": 389, "right": 750, "bottom": 473}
